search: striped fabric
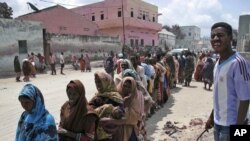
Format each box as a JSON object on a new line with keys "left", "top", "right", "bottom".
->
{"left": 213, "top": 52, "right": 250, "bottom": 126}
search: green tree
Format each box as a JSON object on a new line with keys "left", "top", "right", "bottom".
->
{"left": 163, "top": 24, "right": 185, "bottom": 39}
{"left": 0, "top": 2, "right": 13, "bottom": 19}
{"left": 162, "top": 25, "right": 171, "bottom": 31}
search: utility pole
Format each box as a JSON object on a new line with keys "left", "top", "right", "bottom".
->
{"left": 121, "top": 0, "right": 126, "bottom": 58}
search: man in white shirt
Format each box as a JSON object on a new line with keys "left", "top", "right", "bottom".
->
{"left": 60, "top": 52, "right": 65, "bottom": 75}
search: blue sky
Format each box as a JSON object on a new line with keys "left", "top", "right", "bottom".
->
{"left": 6, "top": 0, "right": 250, "bottom": 37}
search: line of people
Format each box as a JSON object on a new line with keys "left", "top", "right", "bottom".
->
{"left": 15, "top": 49, "right": 199, "bottom": 141}
{"left": 16, "top": 49, "right": 192, "bottom": 141}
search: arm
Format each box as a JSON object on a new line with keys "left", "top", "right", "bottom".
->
{"left": 205, "top": 109, "right": 214, "bottom": 130}
{"left": 58, "top": 127, "right": 77, "bottom": 138}
{"left": 99, "top": 118, "right": 126, "bottom": 134}
{"left": 237, "top": 100, "right": 249, "bottom": 125}
{"left": 233, "top": 61, "right": 250, "bottom": 125}
{"left": 100, "top": 117, "right": 126, "bottom": 126}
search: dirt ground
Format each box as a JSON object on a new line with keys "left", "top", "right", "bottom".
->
{"left": 146, "top": 82, "right": 214, "bottom": 141}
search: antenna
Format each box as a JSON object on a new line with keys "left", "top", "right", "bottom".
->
{"left": 27, "top": 2, "right": 39, "bottom": 12}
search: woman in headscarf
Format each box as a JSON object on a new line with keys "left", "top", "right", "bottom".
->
{"left": 14, "top": 56, "right": 21, "bottom": 82}
{"left": 194, "top": 53, "right": 206, "bottom": 81}
{"left": 100, "top": 76, "right": 145, "bottom": 141}
{"left": 173, "top": 55, "right": 179, "bottom": 86}
{"left": 201, "top": 58, "right": 215, "bottom": 90}
{"left": 155, "top": 62, "right": 166, "bottom": 106}
{"left": 22, "top": 59, "right": 31, "bottom": 82}
{"left": 119, "top": 76, "right": 145, "bottom": 141}
{"left": 79, "top": 54, "right": 86, "bottom": 72}
{"left": 16, "top": 84, "right": 58, "bottom": 141}
{"left": 183, "top": 52, "right": 195, "bottom": 86}
{"left": 29, "top": 52, "right": 37, "bottom": 78}
{"left": 89, "top": 71, "right": 124, "bottom": 141}
{"left": 58, "top": 80, "right": 99, "bottom": 141}
{"left": 114, "top": 59, "right": 133, "bottom": 86}
{"left": 165, "top": 54, "right": 175, "bottom": 89}
{"left": 85, "top": 54, "right": 91, "bottom": 72}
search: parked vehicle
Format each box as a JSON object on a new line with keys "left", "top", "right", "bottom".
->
{"left": 169, "top": 48, "right": 189, "bottom": 56}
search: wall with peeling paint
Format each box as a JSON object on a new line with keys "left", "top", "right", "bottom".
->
{"left": 0, "top": 18, "right": 43, "bottom": 76}
{"left": 47, "top": 34, "right": 121, "bottom": 63}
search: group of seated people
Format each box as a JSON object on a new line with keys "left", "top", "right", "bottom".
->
{"left": 16, "top": 52, "right": 177, "bottom": 141}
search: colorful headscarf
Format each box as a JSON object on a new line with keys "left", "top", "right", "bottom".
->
{"left": 122, "top": 69, "right": 138, "bottom": 80}
{"left": 94, "top": 71, "right": 123, "bottom": 104}
{"left": 16, "top": 84, "right": 58, "bottom": 141}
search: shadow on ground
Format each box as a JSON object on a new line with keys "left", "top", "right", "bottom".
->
{"left": 146, "top": 94, "right": 175, "bottom": 141}
{"left": 171, "top": 86, "right": 182, "bottom": 94}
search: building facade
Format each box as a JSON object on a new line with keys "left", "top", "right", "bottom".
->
{"left": 0, "top": 18, "right": 43, "bottom": 76}
{"left": 237, "top": 15, "right": 250, "bottom": 52}
{"left": 158, "top": 29, "right": 176, "bottom": 49}
{"left": 175, "top": 25, "right": 201, "bottom": 51}
{"left": 72, "top": 0, "right": 162, "bottom": 48}
{"left": 180, "top": 26, "right": 201, "bottom": 41}
{"left": 18, "top": 5, "right": 99, "bottom": 36}
{"left": 17, "top": 5, "right": 122, "bottom": 64}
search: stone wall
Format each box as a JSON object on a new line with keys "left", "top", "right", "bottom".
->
{"left": 0, "top": 18, "right": 43, "bottom": 76}
{"left": 47, "top": 34, "right": 122, "bottom": 64}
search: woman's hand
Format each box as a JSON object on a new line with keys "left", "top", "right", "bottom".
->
{"left": 57, "top": 127, "right": 67, "bottom": 134}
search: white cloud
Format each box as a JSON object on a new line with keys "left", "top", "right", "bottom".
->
{"left": 211, "top": 13, "right": 238, "bottom": 30}
{"left": 240, "top": 11, "right": 250, "bottom": 15}
{"left": 156, "top": 0, "right": 240, "bottom": 36}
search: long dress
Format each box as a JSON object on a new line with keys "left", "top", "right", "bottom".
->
{"left": 202, "top": 58, "right": 214, "bottom": 85}
{"left": 79, "top": 57, "right": 86, "bottom": 72}
{"left": 85, "top": 55, "right": 91, "bottom": 71}
{"left": 184, "top": 55, "right": 195, "bottom": 84}
{"left": 117, "top": 77, "right": 145, "bottom": 141}
{"left": 194, "top": 59, "right": 204, "bottom": 81}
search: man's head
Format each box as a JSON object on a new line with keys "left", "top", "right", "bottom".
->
{"left": 130, "top": 55, "right": 137, "bottom": 69}
{"left": 210, "top": 22, "right": 233, "bottom": 54}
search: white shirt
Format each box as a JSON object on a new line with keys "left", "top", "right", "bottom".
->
{"left": 60, "top": 54, "right": 64, "bottom": 64}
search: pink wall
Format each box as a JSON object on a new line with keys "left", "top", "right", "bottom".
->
{"left": 18, "top": 6, "right": 99, "bottom": 36}
{"left": 72, "top": 0, "right": 162, "bottom": 47}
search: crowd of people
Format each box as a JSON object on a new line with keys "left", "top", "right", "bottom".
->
{"left": 14, "top": 52, "right": 45, "bottom": 82}
{"left": 15, "top": 22, "right": 250, "bottom": 141}
{"left": 13, "top": 51, "right": 93, "bottom": 82}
